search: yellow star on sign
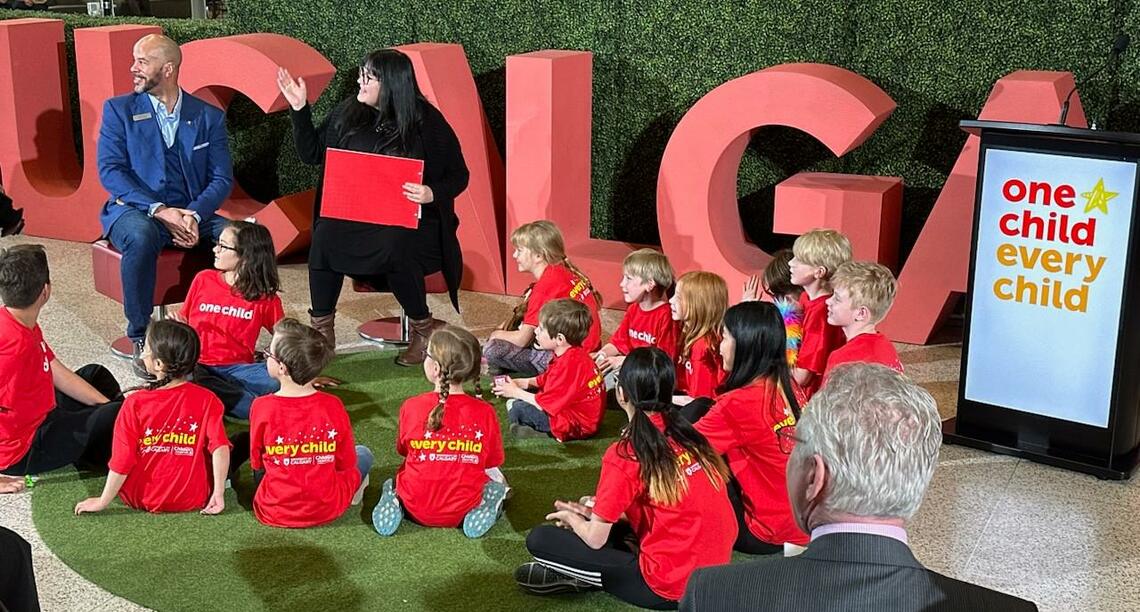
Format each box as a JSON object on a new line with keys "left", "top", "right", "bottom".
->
{"left": 1081, "top": 178, "right": 1118, "bottom": 215}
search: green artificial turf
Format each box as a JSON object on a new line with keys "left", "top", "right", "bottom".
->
{"left": 30, "top": 349, "right": 647, "bottom": 611}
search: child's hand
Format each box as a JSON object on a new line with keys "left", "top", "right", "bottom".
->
{"left": 312, "top": 375, "right": 342, "bottom": 389}
{"left": 74, "top": 497, "right": 108, "bottom": 516}
{"left": 201, "top": 492, "right": 225, "bottom": 515}
{"left": 742, "top": 275, "right": 761, "bottom": 302}
{"left": 492, "top": 377, "right": 520, "bottom": 399}
{"left": 577, "top": 495, "right": 596, "bottom": 509}
{"left": 597, "top": 355, "right": 624, "bottom": 374}
{"left": 551, "top": 498, "right": 592, "bottom": 521}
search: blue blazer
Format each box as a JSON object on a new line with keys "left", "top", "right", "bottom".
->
{"left": 97, "top": 90, "right": 233, "bottom": 235}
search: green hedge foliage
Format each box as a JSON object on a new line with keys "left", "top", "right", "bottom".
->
{"left": 5, "top": 2, "right": 1137, "bottom": 258}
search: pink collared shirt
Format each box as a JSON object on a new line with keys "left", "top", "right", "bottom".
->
{"left": 810, "top": 522, "right": 909, "bottom": 545}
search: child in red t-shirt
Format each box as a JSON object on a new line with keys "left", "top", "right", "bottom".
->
{"left": 516, "top": 347, "right": 736, "bottom": 607}
{"left": 493, "top": 299, "right": 605, "bottom": 441}
{"left": 823, "top": 261, "right": 903, "bottom": 380}
{"left": 789, "top": 228, "right": 852, "bottom": 400}
{"left": 484, "top": 220, "right": 602, "bottom": 376}
{"left": 75, "top": 320, "right": 230, "bottom": 515}
{"left": 593, "top": 248, "right": 678, "bottom": 389}
{"left": 180, "top": 221, "right": 287, "bottom": 420}
{"left": 248, "top": 319, "right": 372, "bottom": 528}
{"left": 372, "top": 325, "right": 507, "bottom": 538}
{"left": 669, "top": 271, "right": 728, "bottom": 404}
{"left": 684, "top": 301, "right": 809, "bottom": 553}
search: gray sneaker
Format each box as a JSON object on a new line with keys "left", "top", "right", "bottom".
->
{"left": 514, "top": 562, "right": 596, "bottom": 595}
{"left": 130, "top": 339, "right": 155, "bottom": 381}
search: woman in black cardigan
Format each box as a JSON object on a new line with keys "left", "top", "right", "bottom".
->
{"left": 277, "top": 49, "right": 469, "bottom": 366}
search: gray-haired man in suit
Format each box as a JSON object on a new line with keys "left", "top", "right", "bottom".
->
{"left": 680, "top": 363, "right": 1037, "bottom": 612}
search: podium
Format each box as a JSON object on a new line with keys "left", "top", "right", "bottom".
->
{"left": 947, "top": 120, "right": 1140, "bottom": 479}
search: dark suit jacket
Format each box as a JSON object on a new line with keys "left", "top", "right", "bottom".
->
{"left": 97, "top": 90, "right": 233, "bottom": 235}
{"left": 680, "top": 533, "right": 1038, "bottom": 612}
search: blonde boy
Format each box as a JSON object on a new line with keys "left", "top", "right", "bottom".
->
{"left": 823, "top": 261, "right": 903, "bottom": 377}
{"left": 788, "top": 229, "right": 852, "bottom": 396}
{"left": 593, "top": 249, "right": 679, "bottom": 381}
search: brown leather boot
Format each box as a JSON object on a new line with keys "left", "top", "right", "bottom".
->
{"left": 396, "top": 316, "right": 436, "bottom": 367}
{"left": 309, "top": 310, "right": 336, "bottom": 350}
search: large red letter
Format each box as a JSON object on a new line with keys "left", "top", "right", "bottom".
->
{"left": 179, "top": 33, "right": 335, "bottom": 256}
{"left": 400, "top": 43, "right": 506, "bottom": 295}
{"left": 880, "top": 71, "right": 1085, "bottom": 343}
{"left": 656, "top": 63, "right": 896, "bottom": 291}
{"left": 505, "top": 51, "right": 646, "bottom": 306}
{"left": 0, "top": 20, "right": 159, "bottom": 241}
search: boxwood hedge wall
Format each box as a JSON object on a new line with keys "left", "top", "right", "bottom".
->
{"left": 6, "top": 2, "right": 1139, "bottom": 259}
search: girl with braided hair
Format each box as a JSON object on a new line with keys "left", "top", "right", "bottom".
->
{"left": 516, "top": 347, "right": 736, "bottom": 609}
{"left": 373, "top": 324, "right": 507, "bottom": 538}
{"left": 75, "top": 320, "right": 232, "bottom": 515}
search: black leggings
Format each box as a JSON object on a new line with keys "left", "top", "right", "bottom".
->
{"left": 525, "top": 523, "right": 676, "bottom": 610}
{"left": 681, "top": 396, "right": 783, "bottom": 556}
{"left": 2, "top": 364, "right": 122, "bottom": 476}
{"left": 0, "top": 526, "right": 38, "bottom": 612}
{"left": 309, "top": 268, "right": 431, "bottom": 321}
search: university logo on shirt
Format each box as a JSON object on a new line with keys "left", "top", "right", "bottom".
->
{"left": 408, "top": 424, "right": 487, "bottom": 465}
{"left": 676, "top": 449, "right": 705, "bottom": 478}
{"left": 140, "top": 418, "right": 201, "bottom": 457}
{"left": 264, "top": 424, "right": 340, "bottom": 466}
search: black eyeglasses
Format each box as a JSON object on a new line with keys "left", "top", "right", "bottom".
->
{"left": 775, "top": 426, "right": 802, "bottom": 455}
{"left": 215, "top": 242, "right": 237, "bottom": 252}
{"left": 263, "top": 349, "right": 280, "bottom": 363}
{"left": 358, "top": 67, "right": 377, "bottom": 84}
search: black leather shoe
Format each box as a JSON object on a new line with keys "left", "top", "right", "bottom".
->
{"left": 131, "top": 339, "right": 155, "bottom": 381}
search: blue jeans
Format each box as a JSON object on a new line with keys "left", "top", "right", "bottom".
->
{"left": 106, "top": 208, "right": 227, "bottom": 341}
{"left": 507, "top": 399, "right": 552, "bottom": 434}
{"left": 356, "top": 445, "right": 374, "bottom": 480}
{"left": 203, "top": 363, "right": 279, "bottom": 419}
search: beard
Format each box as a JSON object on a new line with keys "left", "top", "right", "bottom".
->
{"left": 132, "top": 73, "right": 160, "bottom": 94}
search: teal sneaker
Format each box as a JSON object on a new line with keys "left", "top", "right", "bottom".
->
{"left": 462, "top": 480, "right": 508, "bottom": 538}
{"left": 371, "top": 478, "right": 403, "bottom": 537}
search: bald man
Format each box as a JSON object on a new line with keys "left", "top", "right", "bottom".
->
{"left": 98, "top": 34, "right": 233, "bottom": 378}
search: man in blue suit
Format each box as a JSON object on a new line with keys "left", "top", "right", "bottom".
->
{"left": 98, "top": 33, "right": 233, "bottom": 377}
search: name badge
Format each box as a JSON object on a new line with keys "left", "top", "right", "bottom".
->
{"left": 132, "top": 112, "right": 152, "bottom": 122}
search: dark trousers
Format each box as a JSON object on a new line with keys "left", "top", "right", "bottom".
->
{"left": 682, "top": 397, "right": 782, "bottom": 555}
{"left": 309, "top": 268, "right": 431, "bottom": 321}
{"left": 526, "top": 523, "right": 676, "bottom": 610}
{"left": 2, "top": 365, "right": 122, "bottom": 476}
{"left": 106, "top": 208, "right": 227, "bottom": 341}
{"left": 0, "top": 527, "right": 38, "bottom": 612}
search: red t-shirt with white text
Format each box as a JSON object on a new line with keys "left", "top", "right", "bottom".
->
{"left": 0, "top": 308, "right": 56, "bottom": 470}
{"left": 695, "top": 380, "right": 808, "bottom": 546}
{"left": 108, "top": 383, "right": 230, "bottom": 513}
{"left": 534, "top": 346, "right": 605, "bottom": 441}
{"left": 593, "top": 415, "right": 737, "bottom": 600}
{"left": 796, "top": 292, "right": 845, "bottom": 399}
{"left": 824, "top": 332, "right": 903, "bottom": 380}
{"left": 610, "top": 302, "right": 679, "bottom": 361}
{"left": 523, "top": 264, "right": 602, "bottom": 351}
{"left": 180, "top": 270, "right": 284, "bottom": 366}
{"left": 675, "top": 336, "right": 724, "bottom": 399}
{"left": 249, "top": 392, "right": 360, "bottom": 528}
{"left": 395, "top": 392, "right": 505, "bottom": 527}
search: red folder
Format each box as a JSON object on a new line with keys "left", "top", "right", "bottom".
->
{"left": 320, "top": 148, "right": 424, "bottom": 229}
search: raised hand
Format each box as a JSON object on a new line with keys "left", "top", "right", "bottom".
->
{"left": 276, "top": 66, "right": 308, "bottom": 112}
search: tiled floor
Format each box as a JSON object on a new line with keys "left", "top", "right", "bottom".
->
{"left": 3, "top": 235, "right": 1138, "bottom": 611}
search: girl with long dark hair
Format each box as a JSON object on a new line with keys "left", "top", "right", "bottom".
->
{"left": 686, "top": 301, "right": 809, "bottom": 554}
{"left": 277, "top": 49, "right": 469, "bottom": 366}
{"left": 516, "top": 347, "right": 736, "bottom": 609}
{"left": 178, "top": 220, "right": 285, "bottom": 419}
{"left": 74, "top": 320, "right": 231, "bottom": 515}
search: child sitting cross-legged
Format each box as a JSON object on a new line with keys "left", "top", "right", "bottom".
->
{"left": 248, "top": 318, "right": 372, "bottom": 528}
{"left": 592, "top": 248, "right": 678, "bottom": 388}
{"left": 493, "top": 299, "right": 605, "bottom": 441}
{"left": 372, "top": 324, "right": 508, "bottom": 538}
{"left": 74, "top": 320, "right": 230, "bottom": 515}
